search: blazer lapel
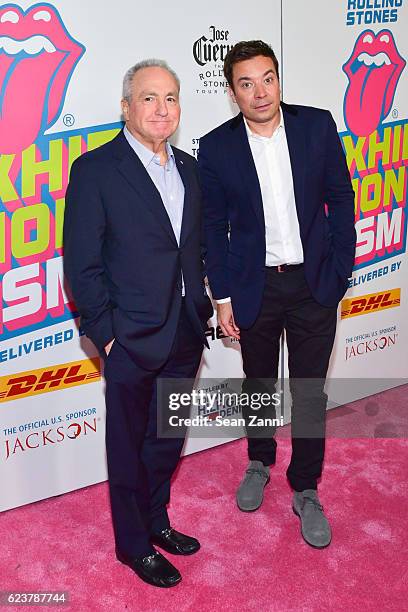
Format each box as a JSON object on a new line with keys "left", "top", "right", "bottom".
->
{"left": 281, "top": 103, "right": 306, "bottom": 224}
{"left": 113, "top": 132, "right": 178, "bottom": 245}
{"left": 230, "top": 114, "right": 265, "bottom": 233}
{"left": 174, "top": 152, "right": 195, "bottom": 248}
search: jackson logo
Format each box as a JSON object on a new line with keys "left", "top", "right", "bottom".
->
{"left": 343, "top": 29, "right": 405, "bottom": 137}
{"left": 193, "top": 25, "right": 232, "bottom": 67}
{"left": 341, "top": 288, "right": 400, "bottom": 318}
{"left": 340, "top": 29, "right": 407, "bottom": 272}
{"left": 0, "top": 3, "right": 85, "bottom": 154}
{"left": 4, "top": 417, "right": 97, "bottom": 460}
{"left": 345, "top": 332, "right": 398, "bottom": 360}
{"left": 0, "top": 357, "right": 101, "bottom": 402}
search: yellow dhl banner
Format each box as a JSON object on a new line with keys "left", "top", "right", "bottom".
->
{"left": 0, "top": 358, "right": 101, "bottom": 403}
{"left": 341, "top": 288, "right": 401, "bottom": 319}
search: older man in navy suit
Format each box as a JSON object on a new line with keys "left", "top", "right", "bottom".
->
{"left": 198, "top": 41, "right": 356, "bottom": 548}
{"left": 64, "top": 60, "right": 213, "bottom": 587}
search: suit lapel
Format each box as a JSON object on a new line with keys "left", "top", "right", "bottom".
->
{"left": 113, "top": 131, "right": 178, "bottom": 245}
{"left": 281, "top": 103, "right": 306, "bottom": 223}
{"left": 230, "top": 115, "right": 265, "bottom": 233}
{"left": 174, "top": 152, "right": 195, "bottom": 248}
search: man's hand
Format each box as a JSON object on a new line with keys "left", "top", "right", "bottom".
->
{"left": 217, "top": 302, "right": 240, "bottom": 339}
{"left": 104, "top": 339, "right": 115, "bottom": 356}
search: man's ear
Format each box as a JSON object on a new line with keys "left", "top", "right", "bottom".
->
{"left": 121, "top": 99, "right": 129, "bottom": 121}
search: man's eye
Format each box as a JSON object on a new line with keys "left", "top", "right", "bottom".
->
{"left": 144, "top": 96, "right": 154, "bottom": 102}
{"left": 167, "top": 97, "right": 177, "bottom": 103}
{"left": 265, "top": 77, "right": 273, "bottom": 84}
{"left": 241, "top": 82, "right": 252, "bottom": 89}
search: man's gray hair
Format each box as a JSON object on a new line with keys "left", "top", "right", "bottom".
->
{"left": 122, "top": 59, "right": 180, "bottom": 102}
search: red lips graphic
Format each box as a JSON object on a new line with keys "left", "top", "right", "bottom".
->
{"left": 343, "top": 29, "right": 405, "bottom": 137}
{"left": 0, "top": 3, "right": 85, "bottom": 154}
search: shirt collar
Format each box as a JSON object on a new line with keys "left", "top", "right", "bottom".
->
{"left": 124, "top": 125, "right": 175, "bottom": 168}
{"left": 243, "top": 106, "right": 284, "bottom": 142}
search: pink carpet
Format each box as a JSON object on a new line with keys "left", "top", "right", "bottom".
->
{"left": 1, "top": 387, "right": 408, "bottom": 612}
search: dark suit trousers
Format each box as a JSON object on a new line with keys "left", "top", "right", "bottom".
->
{"left": 239, "top": 266, "right": 337, "bottom": 492}
{"left": 104, "top": 301, "right": 202, "bottom": 559}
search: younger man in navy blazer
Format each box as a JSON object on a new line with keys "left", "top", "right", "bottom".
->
{"left": 199, "top": 41, "right": 356, "bottom": 548}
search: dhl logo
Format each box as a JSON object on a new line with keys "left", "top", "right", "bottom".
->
{"left": 0, "top": 358, "right": 101, "bottom": 403}
{"left": 341, "top": 288, "right": 401, "bottom": 319}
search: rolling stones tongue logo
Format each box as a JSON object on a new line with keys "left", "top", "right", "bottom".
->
{"left": 0, "top": 3, "right": 85, "bottom": 154}
{"left": 343, "top": 29, "right": 405, "bottom": 137}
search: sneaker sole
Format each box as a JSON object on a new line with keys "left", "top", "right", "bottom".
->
{"left": 292, "top": 506, "right": 332, "bottom": 549}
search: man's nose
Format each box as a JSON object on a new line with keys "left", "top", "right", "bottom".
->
{"left": 254, "top": 82, "right": 267, "bottom": 98}
{"left": 155, "top": 99, "right": 169, "bottom": 115}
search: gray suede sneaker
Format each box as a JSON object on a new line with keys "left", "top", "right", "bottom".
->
{"left": 292, "top": 489, "right": 332, "bottom": 548}
{"left": 236, "top": 460, "right": 270, "bottom": 512}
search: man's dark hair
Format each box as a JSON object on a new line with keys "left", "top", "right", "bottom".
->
{"left": 223, "top": 40, "right": 279, "bottom": 91}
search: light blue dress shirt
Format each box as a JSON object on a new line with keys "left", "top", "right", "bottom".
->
{"left": 123, "top": 126, "right": 185, "bottom": 294}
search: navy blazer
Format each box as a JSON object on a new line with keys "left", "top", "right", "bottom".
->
{"left": 198, "top": 103, "right": 356, "bottom": 329}
{"left": 63, "top": 130, "right": 213, "bottom": 370}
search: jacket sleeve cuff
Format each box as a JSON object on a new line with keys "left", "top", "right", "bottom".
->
{"left": 82, "top": 311, "right": 114, "bottom": 353}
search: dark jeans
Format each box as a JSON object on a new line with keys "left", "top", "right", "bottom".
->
{"left": 104, "top": 301, "right": 203, "bottom": 558}
{"left": 239, "top": 266, "right": 337, "bottom": 491}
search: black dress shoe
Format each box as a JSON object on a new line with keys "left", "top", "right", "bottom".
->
{"left": 150, "top": 528, "right": 200, "bottom": 555}
{"left": 116, "top": 549, "right": 181, "bottom": 588}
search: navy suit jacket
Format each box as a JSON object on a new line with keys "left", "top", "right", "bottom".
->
{"left": 63, "top": 130, "right": 213, "bottom": 370}
{"left": 198, "top": 103, "right": 356, "bottom": 329}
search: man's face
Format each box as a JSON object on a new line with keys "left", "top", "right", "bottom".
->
{"left": 121, "top": 66, "right": 180, "bottom": 148}
{"left": 229, "top": 55, "right": 281, "bottom": 128}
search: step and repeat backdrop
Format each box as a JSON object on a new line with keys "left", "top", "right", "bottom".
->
{"left": 282, "top": 0, "right": 408, "bottom": 402}
{"left": 0, "top": 0, "right": 406, "bottom": 510}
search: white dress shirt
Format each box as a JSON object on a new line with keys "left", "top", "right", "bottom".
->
{"left": 217, "top": 109, "right": 304, "bottom": 304}
{"left": 245, "top": 110, "right": 303, "bottom": 266}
